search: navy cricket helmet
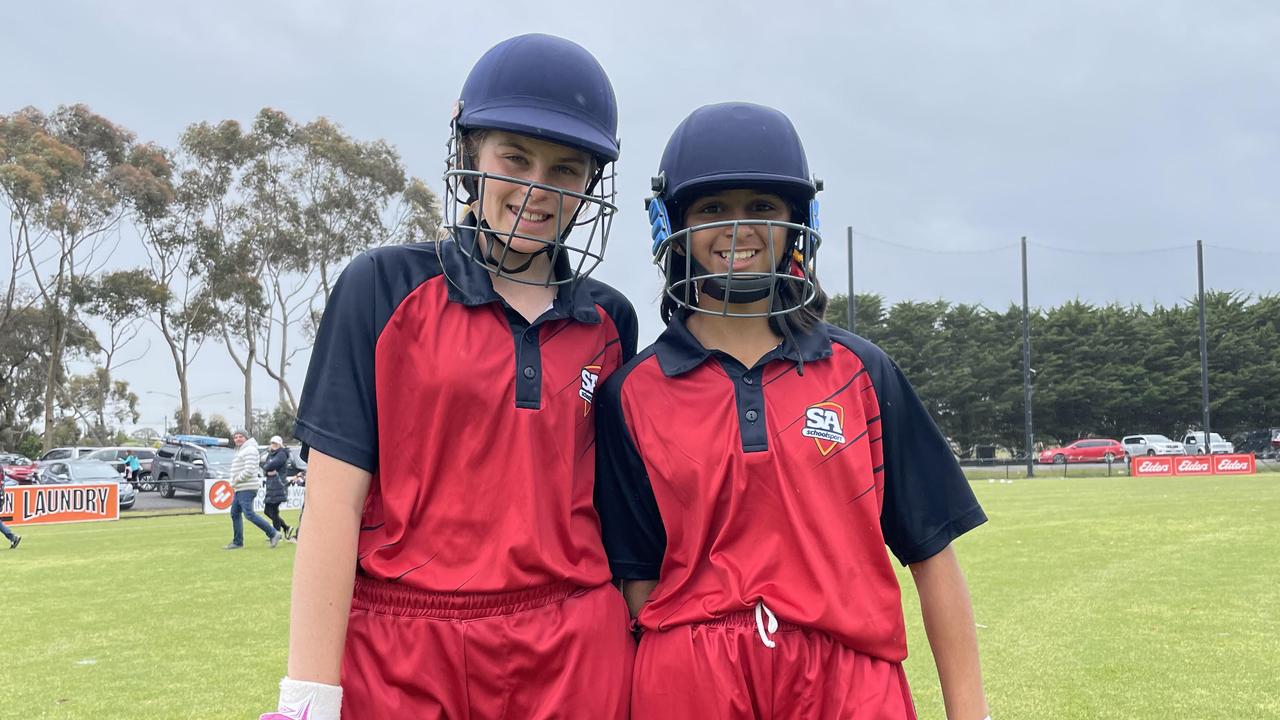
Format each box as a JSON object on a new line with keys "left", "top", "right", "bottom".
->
{"left": 649, "top": 102, "right": 823, "bottom": 317}
{"left": 444, "top": 34, "right": 620, "bottom": 285}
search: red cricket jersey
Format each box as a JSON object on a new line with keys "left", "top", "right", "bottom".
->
{"left": 595, "top": 316, "right": 984, "bottom": 661}
{"left": 296, "top": 233, "right": 636, "bottom": 593}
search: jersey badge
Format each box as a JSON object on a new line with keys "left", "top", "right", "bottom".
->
{"left": 579, "top": 364, "right": 602, "bottom": 415}
{"left": 802, "top": 401, "right": 846, "bottom": 456}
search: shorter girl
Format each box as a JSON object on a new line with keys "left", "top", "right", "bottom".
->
{"left": 597, "top": 102, "right": 990, "bottom": 719}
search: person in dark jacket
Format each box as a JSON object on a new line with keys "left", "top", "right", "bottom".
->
{"left": 262, "top": 435, "right": 293, "bottom": 541}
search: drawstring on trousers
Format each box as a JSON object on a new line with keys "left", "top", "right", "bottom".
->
{"left": 754, "top": 600, "right": 778, "bottom": 649}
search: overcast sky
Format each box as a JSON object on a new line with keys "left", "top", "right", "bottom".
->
{"left": 3, "top": 0, "right": 1278, "bottom": 435}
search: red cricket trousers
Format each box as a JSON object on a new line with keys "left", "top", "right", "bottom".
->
{"left": 632, "top": 610, "right": 916, "bottom": 720}
{"left": 341, "top": 576, "right": 634, "bottom": 718}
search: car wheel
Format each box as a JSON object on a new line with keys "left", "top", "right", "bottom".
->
{"left": 138, "top": 472, "right": 154, "bottom": 492}
{"left": 1053, "top": 454, "right": 1067, "bottom": 464}
{"left": 1146, "top": 450, "right": 1156, "bottom": 456}
{"left": 158, "top": 476, "right": 175, "bottom": 498}
{"left": 1104, "top": 452, "right": 1116, "bottom": 463}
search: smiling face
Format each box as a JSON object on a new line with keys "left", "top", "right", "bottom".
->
{"left": 471, "top": 131, "right": 594, "bottom": 255}
{"left": 681, "top": 188, "right": 792, "bottom": 278}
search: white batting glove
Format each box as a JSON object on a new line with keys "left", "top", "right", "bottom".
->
{"left": 259, "top": 677, "right": 342, "bottom": 720}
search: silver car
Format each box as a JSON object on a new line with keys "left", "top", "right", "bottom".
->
{"left": 1181, "top": 432, "right": 1234, "bottom": 455}
{"left": 37, "top": 459, "right": 137, "bottom": 509}
{"left": 1121, "top": 434, "right": 1187, "bottom": 457}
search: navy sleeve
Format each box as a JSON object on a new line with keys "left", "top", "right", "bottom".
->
{"left": 868, "top": 350, "right": 987, "bottom": 565}
{"left": 294, "top": 253, "right": 379, "bottom": 473}
{"left": 593, "top": 359, "right": 666, "bottom": 580}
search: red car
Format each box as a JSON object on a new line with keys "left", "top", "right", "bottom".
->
{"left": 0, "top": 453, "right": 40, "bottom": 484}
{"left": 1038, "top": 439, "right": 1126, "bottom": 464}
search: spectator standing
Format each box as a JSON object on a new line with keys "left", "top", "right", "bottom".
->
{"left": 123, "top": 452, "right": 142, "bottom": 485}
{"left": 262, "top": 435, "right": 294, "bottom": 541}
{"left": 225, "top": 429, "right": 280, "bottom": 550}
{"left": 1, "top": 517, "right": 19, "bottom": 549}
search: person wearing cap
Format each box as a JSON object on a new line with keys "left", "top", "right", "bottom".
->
{"left": 262, "top": 435, "right": 293, "bottom": 542}
{"left": 269, "top": 34, "right": 636, "bottom": 720}
{"left": 226, "top": 429, "right": 281, "bottom": 551}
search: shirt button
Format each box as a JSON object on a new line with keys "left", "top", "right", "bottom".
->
{"left": 745, "top": 409, "right": 759, "bottom": 422}
{"left": 524, "top": 333, "right": 536, "bottom": 343}
{"left": 743, "top": 376, "right": 754, "bottom": 385}
{"left": 523, "top": 366, "right": 536, "bottom": 379}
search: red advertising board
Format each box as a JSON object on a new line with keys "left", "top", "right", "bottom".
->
{"left": 1173, "top": 456, "right": 1214, "bottom": 475}
{"left": 1212, "top": 454, "right": 1256, "bottom": 475}
{"left": 1131, "top": 453, "right": 1256, "bottom": 477}
{"left": 1131, "top": 457, "right": 1173, "bottom": 476}
{"left": 1, "top": 483, "right": 121, "bottom": 525}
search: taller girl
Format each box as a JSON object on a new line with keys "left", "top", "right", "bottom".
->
{"left": 274, "top": 34, "right": 637, "bottom": 719}
{"left": 596, "top": 102, "right": 989, "bottom": 719}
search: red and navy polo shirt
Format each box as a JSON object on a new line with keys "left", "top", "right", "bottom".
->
{"left": 594, "top": 316, "right": 985, "bottom": 662}
{"left": 295, "top": 231, "right": 637, "bottom": 594}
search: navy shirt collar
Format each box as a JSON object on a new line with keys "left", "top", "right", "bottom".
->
{"left": 654, "top": 312, "right": 833, "bottom": 377}
{"left": 440, "top": 222, "right": 601, "bottom": 325}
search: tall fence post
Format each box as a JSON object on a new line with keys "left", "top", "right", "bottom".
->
{"left": 1022, "top": 236, "right": 1034, "bottom": 478}
{"left": 1197, "top": 240, "right": 1211, "bottom": 453}
{"left": 846, "top": 226, "right": 855, "bottom": 333}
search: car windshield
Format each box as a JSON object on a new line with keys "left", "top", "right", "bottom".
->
{"left": 72, "top": 463, "right": 122, "bottom": 481}
{"left": 1209, "top": 433, "right": 1225, "bottom": 442}
{"left": 204, "top": 447, "right": 236, "bottom": 470}
{"left": 1151, "top": 435, "right": 1174, "bottom": 443}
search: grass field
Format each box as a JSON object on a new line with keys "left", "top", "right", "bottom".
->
{"left": 6, "top": 475, "right": 1279, "bottom": 719}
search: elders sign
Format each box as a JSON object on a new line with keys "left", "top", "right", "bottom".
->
{"left": 1131, "top": 453, "right": 1257, "bottom": 477}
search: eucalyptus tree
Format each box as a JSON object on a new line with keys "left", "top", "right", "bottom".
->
{"left": 0, "top": 105, "right": 140, "bottom": 449}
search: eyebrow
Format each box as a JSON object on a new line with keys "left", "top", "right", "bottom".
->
{"left": 496, "top": 141, "right": 587, "bottom": 165}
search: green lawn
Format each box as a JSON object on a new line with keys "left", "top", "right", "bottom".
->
{"left": 5, "top": 476, "right": 1279, "bottom": 719}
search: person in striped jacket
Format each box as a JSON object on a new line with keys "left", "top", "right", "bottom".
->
{"left": 225, "top": 429, "right": 281, "bottom": 550}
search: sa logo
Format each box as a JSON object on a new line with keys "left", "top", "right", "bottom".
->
{"left": 801, "top": 402, "right": 846, "bottom": 456}
{"left": 579, "top": 364, "right": 602, "bottom": 415}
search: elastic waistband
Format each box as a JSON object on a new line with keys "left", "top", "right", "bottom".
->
{"left": 691, "top": 609, "right": 804, "bottom": 633}
{"left": 351, "top": 575, "right": 589, "bottom": 620}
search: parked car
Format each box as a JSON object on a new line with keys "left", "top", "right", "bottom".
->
{"left": 0, "top": 453, "right": 40, "bottom": 484}
{"left": 1121, "top": 434, "right": 1186, "bottom": 456}
{"left": 1180, "top": 432, "right": 1234, "bottom": 455}
{"left": 1229, "top": 428, "right": 1280, "bottom": 459}
{"left": 37, "top": 459, "right": 136, "bottom": 509}
{"left": 150, "top": 438, "right": 237, "bottom": 498}
{"left": 37, "top": 446, "right": 100, "bottom": 464}
{"left": 1038, "top": 438, "right": 1126, "bottom": 464}
{"left": 83, "top": 447, "right": 159, "bottom": 489}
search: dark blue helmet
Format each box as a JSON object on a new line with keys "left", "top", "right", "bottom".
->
{"left": 444, "top": 34, "right": 620, "bottom": 285}
{"left": 649, "top": 102, "right": 822, "bottom": 318}
{"left": 656, "top": 102, "right": 816, "bottom": 223}
{"left": 458, "top": 33, "right": 619, "bottom": 162}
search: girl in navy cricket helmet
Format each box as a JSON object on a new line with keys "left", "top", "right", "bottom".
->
{"left": 595, "top": 102, "right": 990, "bottom": 719}
{"left": 267, "top": 34, "right": 638, "bottom": 720}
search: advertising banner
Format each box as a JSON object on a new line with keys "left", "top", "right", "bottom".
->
{"left": 1, "top": 483, "right": 120, "bottom": 526}
{"left": 202, "top": 478, "right": 305, "bottom": 514}
{"left": 1130, "top": 456, "right": 1173, "bottom": 477}
{"left": 1131, "top": 453, "right": 1256, "bottom": 477}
